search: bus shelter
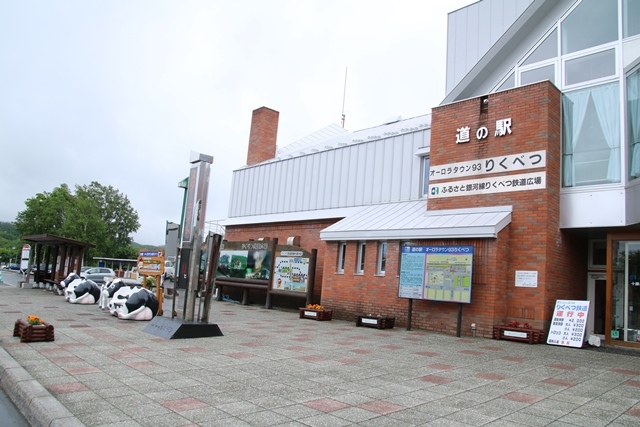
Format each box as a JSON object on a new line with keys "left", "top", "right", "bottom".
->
{"left": 22, "top": 234, "right": 95, "bottom": 285}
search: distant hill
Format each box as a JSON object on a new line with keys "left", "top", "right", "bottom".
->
{"left": 131, "top": 242, "right": 164, "bottom": 251}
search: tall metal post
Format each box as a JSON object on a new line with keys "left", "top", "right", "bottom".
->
{"left": 184, "top": 153, "right": 213, "bottom": 322}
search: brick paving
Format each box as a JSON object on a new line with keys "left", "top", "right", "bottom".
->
{"left": 1, "top": 284, "right": 640, "bottom": 426}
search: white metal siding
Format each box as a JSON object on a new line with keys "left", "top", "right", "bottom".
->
{"left": 228, "top": 129, "right": 429, "bottom": 218}
{"left": 446, "top": 0, "right": 534, "bottom": 95}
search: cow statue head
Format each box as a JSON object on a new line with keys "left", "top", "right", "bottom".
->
{"left": 100, "top": 278, "right": 128, "bottom": 309}
{"left": 57, "top": 272, "right": 81, "bottom": 296}
{"left": 65, "top": 279, "right": 101, "bottom": 304}
{"left": 115, "top": 287, "right": 159, "bottom": 321}
{"left": 107, "top": 284, "right": 144, "bottom": 316}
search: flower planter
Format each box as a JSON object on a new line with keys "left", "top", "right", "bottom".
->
{"left": 492, "top": 325, "right": 545, "bottom": 344}
{"left": 299, "top": 308, "right": 333, "bottom": 321}
{"left": 13, "top": 319, "right": 55, "bottom": 343}
{"left": 356, "top": 315, "right": 395, "bottom": 329}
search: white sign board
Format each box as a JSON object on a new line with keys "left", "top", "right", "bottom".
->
{"left": 428, "top": 171, "right": 546, "bottom": 199}
{"left": 547, "top": 299, "right": 590, "bottom": 348}
{"left": 430, "top": 150, "right": 546, "bottom": 181}
{"left": 20, "top": 244, "right": 31, "bottom": 271}
{"left": 515, "top": 270, "right": 538, "bottom": 288}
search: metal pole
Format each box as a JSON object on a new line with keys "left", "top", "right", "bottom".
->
{"left": 406, "top": 299, "right": 413, "bottom": 331}
{"left": 456, "top": 303, "right": 463, "bottom": 337}
{"left": 184, "top": 154, "right": 213, "bottom": 322}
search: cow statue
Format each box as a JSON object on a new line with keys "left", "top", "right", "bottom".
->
{"left": 107, "top": 283, "right": 144, "bottom": 315}
{"left": 114, "top": 287, "right": 159, "bottom": 321}
{"left": 56, "top": 272, "right": 80, "bottom": 296}
{"left": 65, "top": 279, "right": 101, "bottom": 304}
{"left": 100, "top": 278, "right": 132, "bottom": 309}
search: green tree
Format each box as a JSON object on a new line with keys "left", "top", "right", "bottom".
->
{"left": 14, "top": 182, "right": 140, "bottom": 261}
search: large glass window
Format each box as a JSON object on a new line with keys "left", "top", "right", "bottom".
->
{"left": 623, "top": 0, "right": 640, "bottom": 38}
{"left": 611, "top": 241, "right": 640, "bottom": 343}
{"left": 562, "top": 82, "right": 621, "bottom": 186}
{"left": 522, "top": 29, "right": 558, "bottom": 66}
{"left": 628, "top": 68, "right": 640, "bottom": 179}
{"left": 561, "top": 0, "right": 618, "bottom": 55}
{"left": 565, "top": 49, "right": 616, "bottom": 86}
{"left": 521, "top": 64, "right": 555, "bottom": 86}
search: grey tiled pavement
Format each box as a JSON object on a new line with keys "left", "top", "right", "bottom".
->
{"left": 1, "top": 284, "right": 640, "bottom": 427}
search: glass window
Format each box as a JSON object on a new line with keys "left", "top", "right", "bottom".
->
{"left": 377, "top": 242, "right": 387, "bottom": 275}
{"left": 561, "top": 0, "right": 618, "bottom": 55}
{"left": 337, "top": 241, "right": 346, "bottom": 273}
{"left": 422, "top": 156, "right": 430, "bottom": 197}
{"left": 565, "top": 49, "right": 616, "bottom": 86}
{"left": 521, "top": 64, "right": 555, "bottom": 86}
{"left": 496, "top": 72, "right": 515, "bottom": 92}
{"left": 356, "top": 242, "right": 366, "bottom": 274}
{"left": 611, "top": 241, "right": 640, "bottom": 343}
{"left": 623, "top": 0, "right": 640, "bottom": 38}
{"left": 562, "top": 82, "right": 621, "bottom": 187}
{"left": 522, "top": 29, "right": 558, "bottom": 66}
{"left": 628, "top": 68, "right": 640, "bottom": 179}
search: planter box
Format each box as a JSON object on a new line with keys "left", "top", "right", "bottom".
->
{"left": 299, "top": 308, "right": 333, "bottom": 321}
{"left": 13, "top": 319, "right": 55, "bottom": 343}
{"left": 356, "top": 315, "right": 395, "bottom": 329}
{"left": 493, "top": 325, "right": 545, "bottom": 344}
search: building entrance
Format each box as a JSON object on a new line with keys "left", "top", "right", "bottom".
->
{"left": 587, "top": 273, "right": 606, "bottom": 336}
{"left": 611, "top": 241, "right": 640, "bottom": 344}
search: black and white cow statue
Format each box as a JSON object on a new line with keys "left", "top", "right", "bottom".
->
{"left": 65, "top": 279, "right": 101, "bottom": 304}
{"left": 56, "top": 273, "right": 81, "bottom": 296}
{"left": 107, "top": 284, "right": 143, "bottom": 315}
{"left": 100, "top": 278, "right": 131, "bottom": 309}
{"left": 114, "top": 287, "right": 159, "bottom": 321}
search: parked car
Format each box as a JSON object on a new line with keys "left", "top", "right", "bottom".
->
{"left": 5, "top": 264, "right": 21, "bottom": 271}
{"left": 80, "top": 267, "right": 116, "bottom": 284}
{"left": 164, "top": 260, "right": 175, "bottom": 281}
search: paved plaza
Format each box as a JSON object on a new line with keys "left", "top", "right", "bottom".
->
{"left": 1, "top": 283, "right": 640, "bottom": 427}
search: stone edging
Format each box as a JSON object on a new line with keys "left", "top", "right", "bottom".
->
{"left": 0, "top": 345, "right": 85, "bottom": 427}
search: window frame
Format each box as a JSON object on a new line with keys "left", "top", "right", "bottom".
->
{"left": 421, "top": 155, "right": 431, "bottom": 197}
{"left": 376, "top": 241, "right": 387, "bottom": 275}
{"left": 337, "top": 241, "right": 346, "bottom": 274}
{"left": 356, "top": 241, "right": 366, "bottom": 274}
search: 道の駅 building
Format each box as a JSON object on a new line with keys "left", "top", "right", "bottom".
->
{"left": 223, "top": 0, "right": 640, "bottom": 348}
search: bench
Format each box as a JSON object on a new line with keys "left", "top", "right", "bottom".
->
{"left": 215, "top": 278, "right": 269, "bottom": 305}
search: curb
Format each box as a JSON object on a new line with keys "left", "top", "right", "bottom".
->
{"left": 0, "top": 346, "right": 84, "bottom": 427}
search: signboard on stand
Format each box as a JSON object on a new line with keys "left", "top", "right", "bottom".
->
{"left": 398, "top": 246, "right": 473, "bottom": 303}
{"left": 137, "top": 251, "right": 165, "bottom": 276}
{"left": 20, "top": 244, "right": 31, "bottom": 271}
{"left": 547, "top": 299, "right": 590, "bottom": 347}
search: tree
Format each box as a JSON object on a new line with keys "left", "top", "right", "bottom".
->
{"left": 14, "top": 182, "right": 140, "bottom": 260}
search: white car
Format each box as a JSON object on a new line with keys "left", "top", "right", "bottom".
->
{"left": 163, "top": 260, "right": 175, "bottom": 281}
{"left": 81, "top": 267, "right": 116, "bottom": 284}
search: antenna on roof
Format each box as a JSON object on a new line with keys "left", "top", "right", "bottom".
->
{"left": 341, "top": 67, "right": 348, "bottom": 128}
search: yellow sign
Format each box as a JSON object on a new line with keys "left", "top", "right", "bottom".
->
{"left": 137, "top": 251, "right": 165, "bottom": 276}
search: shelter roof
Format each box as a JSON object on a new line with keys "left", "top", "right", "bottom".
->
{"left": 22, "top": 234, "right": 96, "bottom": 248}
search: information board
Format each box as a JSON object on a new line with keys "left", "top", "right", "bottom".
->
{"left": 272, "top": 253, "right": 310, "bottom": 292}
{"left": 546, "top": 299, "right": 590, "bottom": 347}
{"left": 398, "top": 246, "right": 473, "bottom": 303}
{"left": 137, "top": 250, "right": 165, "bottom": 276}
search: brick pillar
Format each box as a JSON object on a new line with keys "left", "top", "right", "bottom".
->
{"left": 247, "top": 107, "right": 279, "bottom": 166}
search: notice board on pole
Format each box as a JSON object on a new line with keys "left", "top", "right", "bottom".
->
{"left": 398, "top": 246, "right": 473, "bottom": 303}
{"left": 546, "top": 299, "right": 590, "bottom": 347}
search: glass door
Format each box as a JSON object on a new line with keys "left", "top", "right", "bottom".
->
{"left": 611, "top": 241, "right": 640, "bottom": 343}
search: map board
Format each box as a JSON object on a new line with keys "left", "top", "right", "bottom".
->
{"left": 272, "top": 251, "right": 310, "bottom": 293}
{"left": 398, "top": 246, "right": 473, "bottom": 303}
{"left": 547, "top": 299, "right": 590, "bottom": 348}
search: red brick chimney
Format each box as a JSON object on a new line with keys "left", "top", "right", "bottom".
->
{"left": 247, "top": 107, "right": 279, "bottom": 166}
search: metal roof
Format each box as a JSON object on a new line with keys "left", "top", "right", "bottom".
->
{"left": 22, "top": 234, "right": 96, "bottom": 248}
{"left": 265, "top": 114, "right": 431, "bottom": 163}
{"left": 223, "top": 206, "right": 364, "bottom": 227}
{"left": 319, "top": 201, "right": 513, "bottom": 241}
